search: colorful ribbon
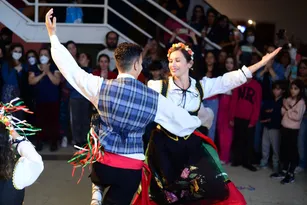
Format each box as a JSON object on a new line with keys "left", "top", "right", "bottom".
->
{"left": 68, "top": 128, "right": 104, "bottom": 183}
{"left": 0, "top": 98, "right": 41, "bottom": 137}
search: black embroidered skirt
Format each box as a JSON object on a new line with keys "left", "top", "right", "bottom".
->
{"left": 146, "top": 127, "right": 229, "bottom": 205}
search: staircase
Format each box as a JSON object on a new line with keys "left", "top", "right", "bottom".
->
{"left": 0, "top": 0, "right": 224, "bottom": 49}
{"left": 0, "top": 0, "right": 132, "bottom": 45}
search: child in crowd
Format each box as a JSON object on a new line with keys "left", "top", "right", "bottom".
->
{"left": 230, "top": 77, "right": 262, "bottom": 171}
{"left": 260, "top": 81, "right": 286, "bottom": 173}
{"left": 277, "top": 79, "right": 306, "bottom": 184}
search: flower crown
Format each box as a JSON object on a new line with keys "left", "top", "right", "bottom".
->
{"left": 0, "top": 98, "right": 41, "bottom": 138}
{"left": 167, "top": 42, "right": 194, "bottom": 60}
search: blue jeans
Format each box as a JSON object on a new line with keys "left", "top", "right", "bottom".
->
{"left": 202, "top": 98, "right": 219, "bottom": 141}
{"left": 298, "top": 116, "right": 307, "bottom": 168}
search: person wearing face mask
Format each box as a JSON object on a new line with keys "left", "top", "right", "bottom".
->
{"left": 25, "top": 50, "right": 39, "bottom": 67}
{"left": 24, "top": 50, "right": 40, "bottom": 125}
{"left": 1, "top": 44, "right": 29, "bottom": 116}
{"left": 237, "top": 28, "right": 263, "bottom": 67}
{"left": 28, "top": 47, "right": 61, "bottom": 152}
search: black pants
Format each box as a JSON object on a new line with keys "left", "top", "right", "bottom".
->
{"left": 0, "top": 179, "right": 25, "bottom": 205}
{"left": 232, "top": 118, "right": 255, "bottom": 165}
{"left": 91, "top": 162, "right": 142, "bottom": 205}
{"left": 280, "top": 127, "right": 299, "bottom": 173}
{"left": 69, "top": 98, "right": 91, "bottom": 144}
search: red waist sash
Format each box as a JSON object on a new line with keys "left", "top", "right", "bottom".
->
{"left": 97, "top": 152, "right": 151, "bottom": 205}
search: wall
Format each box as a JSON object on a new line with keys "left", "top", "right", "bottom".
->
{"left": 204, "top": 0, "right": 307, "bottom": 43}
{"left": 0, "top": 23, "right": 43, "bottom": 52}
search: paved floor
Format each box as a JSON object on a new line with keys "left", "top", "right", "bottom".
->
{"left": 24, "top": 147, "right": 307, "bottom": 205}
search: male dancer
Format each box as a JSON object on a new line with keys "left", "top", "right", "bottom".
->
{"left": 45, "top": 9, "right": 207, "bottom": 205}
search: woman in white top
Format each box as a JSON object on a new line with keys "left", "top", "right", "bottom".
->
{"left": 0, "top": 102, "right": 44, "bottom": 205}
{"left": 141, "top": 42, "right": 281, "bottom": 204}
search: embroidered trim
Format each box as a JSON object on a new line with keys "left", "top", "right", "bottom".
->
{"left": 12, "top": 157, "right": 24, "bottom": 190}
{"left": 156, "top": 124, "right": 191, "bottom": 141}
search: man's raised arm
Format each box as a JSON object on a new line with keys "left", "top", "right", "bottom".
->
{"left": 46, "top": 8, "right": 102, "bottom": 106}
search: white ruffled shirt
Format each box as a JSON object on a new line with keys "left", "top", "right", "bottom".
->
{"left": 148, "top": 67, "right": 252, "bottom": 129}
{"left": 12, "top": 140, "right": 44, "bottom": 190}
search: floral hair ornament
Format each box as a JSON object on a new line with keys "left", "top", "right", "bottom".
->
{"left": 0, "top": 98, "right": 41, "bottom": 139}
{"left": 167, "top": 42, "right": 195, "bottom": 60}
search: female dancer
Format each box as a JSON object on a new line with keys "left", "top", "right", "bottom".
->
{"left": 0, "top": 99, "right": 44, "bottom": 205}
{"left": 134, "top": 42, "right": 281, "bottom": 205}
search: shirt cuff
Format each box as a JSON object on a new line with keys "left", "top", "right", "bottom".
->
{"left": 241, "top": 65, "right": 252, "bottom": 78}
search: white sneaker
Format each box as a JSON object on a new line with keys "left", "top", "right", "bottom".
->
{"left": 61, "top": 136, "right": 68, "bottom": 148}
{"left": 91, "top": 183, "right": 103, "bottom": 205}
{"left": 294, "top": 166, "right": 305, "bottom": 174}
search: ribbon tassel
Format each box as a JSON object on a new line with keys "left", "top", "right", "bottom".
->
{"left": 0, "top": 98, "right": 41, "bottom": 137}
{"left": 68, "top": 128, "right": 103, "bottom": 183}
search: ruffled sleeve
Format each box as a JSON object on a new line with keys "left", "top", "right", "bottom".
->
{"left": 12, "top": 141, "right": 44, "bottom": 190}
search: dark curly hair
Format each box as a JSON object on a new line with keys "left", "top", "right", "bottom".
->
{"left": 0, "top": 122, "right": 15, "bottom": 179}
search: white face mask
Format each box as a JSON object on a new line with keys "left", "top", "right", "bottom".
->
{"left": 28, "top": 57, "right": 36, "bottom": 65}
{"left": 12, "top": 52, "right": 22, "bottom": 60}
{"left": 246, "top": 36, "right": 255, "bottom": 44}
{"left": 40, "top": 55, "right": 49, "bottom": 64}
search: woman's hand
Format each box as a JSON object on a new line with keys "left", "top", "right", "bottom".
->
{"left": 259, "top": 47, "right": 281, "bottom": 67}
{"left": 248, "top": 47, "right": 281, "bottom": 74}
{"left": 11, "top": 129, "right": 20, "bottom": 140}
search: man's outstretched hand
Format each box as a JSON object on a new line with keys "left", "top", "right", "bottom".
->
{"left": 45, "top": 8, "right": 57, "bottom": 37}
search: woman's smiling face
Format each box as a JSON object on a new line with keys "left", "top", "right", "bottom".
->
{"left": 168, "top": 50, "right": 192, "bottom": 78}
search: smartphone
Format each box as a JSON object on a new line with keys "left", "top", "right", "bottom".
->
{"left": 178, "top": 28, "right": 189, "bottom": 34}
{"left": 241, "top": 45, "right": 253, "bottom": 53}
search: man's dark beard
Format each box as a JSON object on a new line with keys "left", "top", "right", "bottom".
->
{"left": 107, "top": 43, "right": 117, "bottom": 49}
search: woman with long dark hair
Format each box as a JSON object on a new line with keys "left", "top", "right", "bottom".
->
{"left": 189, "top": 5, "right": 206, "bottom": 32}
{"left": 0, "top": 100, "right": 44, "bottom": 205}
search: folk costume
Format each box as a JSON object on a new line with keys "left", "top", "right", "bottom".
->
{"left": 134, "top": 43, "right": 251, "bottom": 205}
{"left": 0, "top": 98, "right": 43, "bottom": 205}
{"left": 49, "top": 35, "right": 204, "bottom": 205}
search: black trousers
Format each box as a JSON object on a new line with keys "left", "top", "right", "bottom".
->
{"left": 69, "top": 98, "right": 91, "bottom": 144}
{"left": 91, "top": 162, "right": 142, "bottom": 205}
{"left": 280, "top": 127, "right": 299, "bottom": 173}
{"left": 232, "top": 118, "right": 255, "bottom": 165}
